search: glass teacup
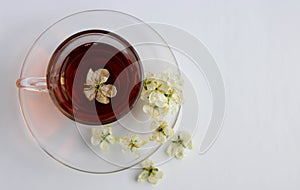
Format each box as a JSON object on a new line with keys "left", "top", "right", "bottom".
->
{"left": 17, "top": 29, "right": 143, "bottom": 125}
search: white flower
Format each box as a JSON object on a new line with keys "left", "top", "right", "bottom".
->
{"left": 142, "top": 104, "right": 160, "bottom": 118}
{"left": 149, "top": 91, "right": 168, "bottom": 108}
{"left": 149, "top": 120, "right": 174, "bottom": 143}
{"left": 90, "top": 126, "right": 116, "bottom": 152}
{"left": 119, "top": 134, "right": 147, "bottom": 156}
{"left": 166, "top": 131, "right": 193, "bottom": 159}
{"left": 147, "top": 69, "right": 184, "bottom": 90}
{"left": 83, "top": 68, "right": 117, "bottom": 104}
{"left": 137, "top": 159, "right": 163, "bottom": 184}
{"left": 165, "top": 70, "right": 184, "bottom": 90}
{"left": 141, "top": 71, "right": 183, "bottom": 118}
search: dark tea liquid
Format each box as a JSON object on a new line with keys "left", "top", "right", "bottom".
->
{"left": 47, "top": 30, "right": 143, "bottom": 125}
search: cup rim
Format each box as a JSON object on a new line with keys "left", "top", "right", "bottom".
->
{"left": 46, "top": 29, "right": 144, "bottom": 126}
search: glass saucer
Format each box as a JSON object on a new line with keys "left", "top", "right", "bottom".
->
{"left": 17, "top": 10, "right": 225, "bottom": 173}
{"left": 18, "top": 10, "right": 180, "bottom": 173}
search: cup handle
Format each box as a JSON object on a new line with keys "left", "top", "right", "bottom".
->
{"left": 16, "top": 77, "right": 48, "bottom": 92}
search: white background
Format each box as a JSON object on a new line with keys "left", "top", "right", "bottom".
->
{"left": 1, "top": 0, "right": 300, "bottom": 189}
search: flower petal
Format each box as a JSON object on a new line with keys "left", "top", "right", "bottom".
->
{"left": 141, "top": 159, "right": 153, "bottom": 168}
{"left": 100, "top": 141, "right": 110, "bottom": 152}
{"left": 160, "top": 106, "right": 169, "bottom": 116}
{"left": 158, "top": 133, "right": 167, "bottom": 143}
{"left": 137, "top": 171, "right": 148, "bottom": 182}
{"left": 146, "top": 79, "right": 159, "bottom": 91}
{"left": 166, "top": 143, "right": 177, "bottom": 157}
{"left": 94, "top": 68, "right": 110, "bottom": 83}
{"left": 148, "top": 176, "right": 158, "bottom": 184}
{"left": 101, "top": 84, "right": 117, "bottom": 98}
{"left": 85, "top": 69, "right": 96, "bottom": 85}
{"left": 148, "top": 171, "right": 163, "bottom": 184}
{"left": 140, "top": 89, "right": 151, "bottom": 100}
{"left": 149, "top": 133, "right": 157, "bottom": 141}
{"left": 180, "top": 131, "right": 192, "bottom": 145}
{"left": 136, "top": 139, "right": 147, "bottom": 147}
{"left": 168, "top": 99, "right": 179, "bottom": 114}
{"left": 83, "top": 87, "right": 96, "bottom": 101}
{"left": 164, "top": 127, "right": 174, "bottom": 138}
{"left": 106, "top": 135, "right": 116, "bottom": 144}
{"left": 143, "top": 104, "right": 160, "bottom": 118}
{"left": 149, "top": 92, "right": 168, "bottom": 108}
{"left": 91, "top": 128, "right": 100, "bottom": 136}
{"left": 96, "top": 92, "right": 110, "bottom": 104}
{"left": 142, "top": 104, "right": 151, "bottom": 113}
{"left": 166, "top": 71, "right": 184, "bottom": 89}
{"left": 175, "top": 150, "right": 185, "bottom": 159}
{"left": 91, "top": 136, "right": 100, "bottom": 146}
{"left": 171, "top": 90, "right": 183, "bottom": 104}
{"left": 159, "top": 81, "right": 169, "bottom": 93}
{"left": 102, "top": 126, "right": 112, "bottom": 134}
{"left": 187, "top": 141, "right": 194, "bottom": 150}
{"left": 155, "top": 171, "right": 163, "bottom": 179}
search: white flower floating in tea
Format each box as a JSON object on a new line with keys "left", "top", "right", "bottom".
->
{"left": 141, "top": 70, "right": 183, "bottom": 118}
{"left": 149, "top": 120, "right": 174, "bottom": 143}
{"left": 119, "top": 134, "right": 147, "bottom": 156}
{"left": 137, "top": 159, "right": 163, "bottom": 185}
{"left": 90, "top": 126, "right": 116, "bottom": 152}
{"left": 166, "top": 131, "right": 194, "bottom": 159}
{"left": 84, "top": 68, "right": 117, "bottom": 104}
